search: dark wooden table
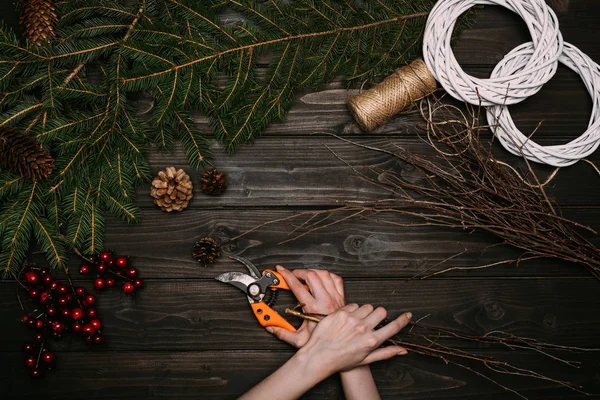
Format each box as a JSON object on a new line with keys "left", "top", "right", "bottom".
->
{"left": 2, "top": 1, "right": 600, "bottom": 399}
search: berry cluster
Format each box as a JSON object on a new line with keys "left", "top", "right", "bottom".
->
{"left": 78, "top": 250, "right": 142, "bottom": 294}
{"left": 21, "top": 267, "right": 103, "bottom": 378}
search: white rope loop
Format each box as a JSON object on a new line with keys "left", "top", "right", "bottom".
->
{"left": 487, "top": 42, "right": 600, "bottom": 167}
{"left": 423, "top": 0, "right": 600, "bottom": 166}
{"left": 423, "top": 0, "right": 563, "bottom": 107}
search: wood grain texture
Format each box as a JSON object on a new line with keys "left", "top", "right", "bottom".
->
{"left": 142, "top": 136, "right": 600, "bottom": 208}
{"left": 32, "top": 207, "right": 598, "bottom": 279}
{"left": 2, "top": 278, "right": 599, "bottom": 352}
{"left": 3, "top": 2, "right": 600, "bottom": 399}
{"left": 1, "top": 350, "right": 598, "bottom": 400}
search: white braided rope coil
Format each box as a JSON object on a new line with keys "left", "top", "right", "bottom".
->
{"left": 423, "top": 0, "right": 600, "bottom": 167}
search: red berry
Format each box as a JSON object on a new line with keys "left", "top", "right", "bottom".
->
{"left": 84, "top": 336, "right": 93, "bottom": 344}
{"left": 25, "top": 355, "right": 36, "bottom": 368}
{"left": 75, "top": 286, "right": 85, "bottom": 296}
{"left": 30, "top": 368, "right": 42, "bottom": 378}
{"left": 23, "top": 343, "right": 35, "bottom": 353}
{"left": 125, "top": 267, "right": 137, "bottom": 278}
{"left": 22, "top": 315, "right": 29, "bottom": 323}
{"left": 82, "top": 324, "right": 96, "bottom": 337}
{"left": 24, "top": 271, "right": 39, "bottom": 284}
{"left": 84, "top": 294, "right": 96, "bottom": 306}
{"left": 60, "top": 308, "right": 71, "bottom": 318}
{"left": 65, "top": 294, "right": 73, "bottom": 302}
{"left": 36, "top": 320, "right": 44, "bottom": 329}
{"left": 27, "top": 319, "right": 37, "bottom": 329}
{"left": 57, "top": 296, "right": 69, "bottom": 306}
{"left": 105, "top": 277, "right": 115, "bottom": 287}
{"left": 122, "top": 282, "right": 135, "bottom": 294}
{"left": 46, "top": 306, "right": 57, "bottom": 316}
{"left": 87, "top": 308, "right": 97, "bottom": 318}
{"left": 41, "top": 274, "right": 53, "bottom": 286}
{"left": 79, "top": 264, "right": 90, "bottom": 275}
{"left": 42, "top": 351, "right": 55, "bottom": 364}
{"left": 99, "top": 251, "right": 112, "bottom": 262}
{"left": 71, "top": 308, "right": 83, "bottom": 319}
{"left": 57, "top": 284, "right": 68, "bottom": 294}
{"left": 40, "top": 291, "right": 51, "bottom": 303}
{"left": 107, "top": 259, "right": 115, "bottom": 268}
{"left": 96, "top": 262, "right": 107, "bottom": 273}
{"left": 93, "top": 334, "right": 103, "bottom": 345}
{"left": 49, "top": 281, "right": 59, "bottom": 291}
{"left": 33, "top": 333, "right": 44, "bottom": 342}
{"left": 133, "top": 279, "right": 143, "bottom": 289}
{"left": 93, "top": 278, "right": 105, "bottom": 290}
{"left": 115, "top": 256, "right": 128, "bottom": 268}
{"left": 72, "top": 322, "right": 83, "bottom": 332}
{"left": 28, "top": 288, "right": 40, "bottom": 299}
{"left": 52, "top": 321, "right": 64, "bottom": 333}
{"left": 39, "top": 268, "right": 50, "bottom": 276}
{"left": 90, "top": 319, "right": 101, "bottom": 330}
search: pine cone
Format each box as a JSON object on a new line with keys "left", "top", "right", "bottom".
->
{"left": 150, "top": 167, "right": 193, "bottom": 212}
{"left": 193, "top": 237, "right": 220, "bottom": 266}
{"left": 0, "top": 127, "right": 54, "bottom": 180}
{"left": 19, "top": 0, "right": 58, "bottom": 46}
{"left": 200, "top": 168, "right": 226, "bottom": 196}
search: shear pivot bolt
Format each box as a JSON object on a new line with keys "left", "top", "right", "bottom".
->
{"left": 248, "top": 284, "right": 260, "bottom": 297}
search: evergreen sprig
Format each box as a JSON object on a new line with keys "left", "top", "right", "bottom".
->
{"left": 0, "top": 0, "right": 470, "bottom": 276}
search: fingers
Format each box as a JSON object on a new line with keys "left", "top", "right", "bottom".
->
{"left": 374, "top": 312, "right": 412, "bottom": 344}
{"left": 360, "top": 346, "right": 408, "bottom": 366}
{"left": 331, "top": 273, "right": 345, "bottom": 299}
{"left": 304, "top": 270, "right": 329, "bottom": 300}
{"left": 352, "top": 303, "right": 375, "bottom": 319}
{"left": 265, "top": 326, "right": 304, "bottom": 348}
{"left": 276, "top": 266, "right": 314, "bottom": 304}
{"left": 364, "top": 306, "right": 387, "bottom": 328}
{"left": 341, "top": 303, "right": 359, "bottom": 312}
{"left": 314, "top": 270, "right": 339, "bottom": 301}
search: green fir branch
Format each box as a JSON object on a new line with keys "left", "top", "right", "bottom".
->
{"left": 0, "top": 0, "right": 471, "bottom": 274}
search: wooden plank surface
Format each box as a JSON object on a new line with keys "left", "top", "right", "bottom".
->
{"left": 2, "top": 278, "right": 599, "bottom": 352}
{"left": 29, "top": 207, "right": 598, "bottom": 279}
{"left": 3, "top": 1, "right": 600, "bottom": 400}
{"left": 1, "top": 351, "right": 599, "bottom": 400}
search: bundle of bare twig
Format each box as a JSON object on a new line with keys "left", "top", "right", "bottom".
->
{"left": 286, "top": 308, "right": 597, "bottom": 398}
{"left": 248, "top": 98, "right": 600, "bottom": 279}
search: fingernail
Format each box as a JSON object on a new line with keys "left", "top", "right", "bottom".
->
{"left": 406, "top": 312, "right": 412, "bottom": 320}
{"left": 266, "top": 327, "right": 274, "bottom": 334}
{"left": 276, "top": 265, "right": 285, "bottom": 271}
{"left": 397, "top": 349, "right": 408, "bottom": 356}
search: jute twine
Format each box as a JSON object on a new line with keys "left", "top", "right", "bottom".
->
{"left": 348, "top": 59, "right": 437, "bottom": 132}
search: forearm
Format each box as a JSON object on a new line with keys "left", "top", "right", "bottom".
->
{"left": 239, "top": 350, "right": 330, "bottom": 400}
{"left": 340, "top": 366, "right": 381, "bottom": 400}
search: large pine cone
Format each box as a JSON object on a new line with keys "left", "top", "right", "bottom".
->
{"left": 193, "top": 237, "right": 220, "bottom": 266}
{"left": 200, "top": 168, "right": 226, "bottom": 196}
{"left": 0, "top": 127, "right": 54, "bottom": 180}
{"left": 19, "top": 0, "right": 58, "bottom": 46}
{"left": 150, "top": 167, "right": 193, "bottom": 212}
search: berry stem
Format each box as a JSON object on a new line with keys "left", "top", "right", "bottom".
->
{"left": 71, "top": 246, "right": 95, "bottom": 264}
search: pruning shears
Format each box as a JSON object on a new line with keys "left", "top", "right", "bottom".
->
{"left": 216, "top": 256, "right": 307, "bottom": 332}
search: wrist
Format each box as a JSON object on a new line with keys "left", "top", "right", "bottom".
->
{"left": 294, "top": 346, "right": 336, "bottom": 382}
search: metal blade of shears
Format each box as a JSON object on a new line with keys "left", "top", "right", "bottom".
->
{"left": 215, "top": 271, "right": 256, "bottom": 294}
{"left": 229, "top": 255, "right": 261, "bottom": 279}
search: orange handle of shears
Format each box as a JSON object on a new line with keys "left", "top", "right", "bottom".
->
{"left": 251, "top": 302, "right": 296, "bottom": 331}
{"left": 263, "top": 269, "right": 310, "bottom": 292}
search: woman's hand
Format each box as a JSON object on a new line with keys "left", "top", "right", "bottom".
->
{"left": 266, "top": 266, "right": 344, "bottom": 347}
{"left": 298, "top": 304, "right": 411, "bottom": 376}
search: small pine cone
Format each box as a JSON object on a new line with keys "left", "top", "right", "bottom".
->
{"left": 150, "top": 167, "right": 193, "bottom": 212}
{"left": 0, "top": 127, "right": 54, "bottom": 180}
{"left": 200, "top": 168, "right": 226, "bottom": 196}
{"left": 19, "top": 0, "right": 58, "bottom": 46}
{"left": 193, "top": 237, "right": 220, "bottom": 266}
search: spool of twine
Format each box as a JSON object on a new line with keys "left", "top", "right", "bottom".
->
{"left": 348, "top": 59, "right": 437, "bottom": 132}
